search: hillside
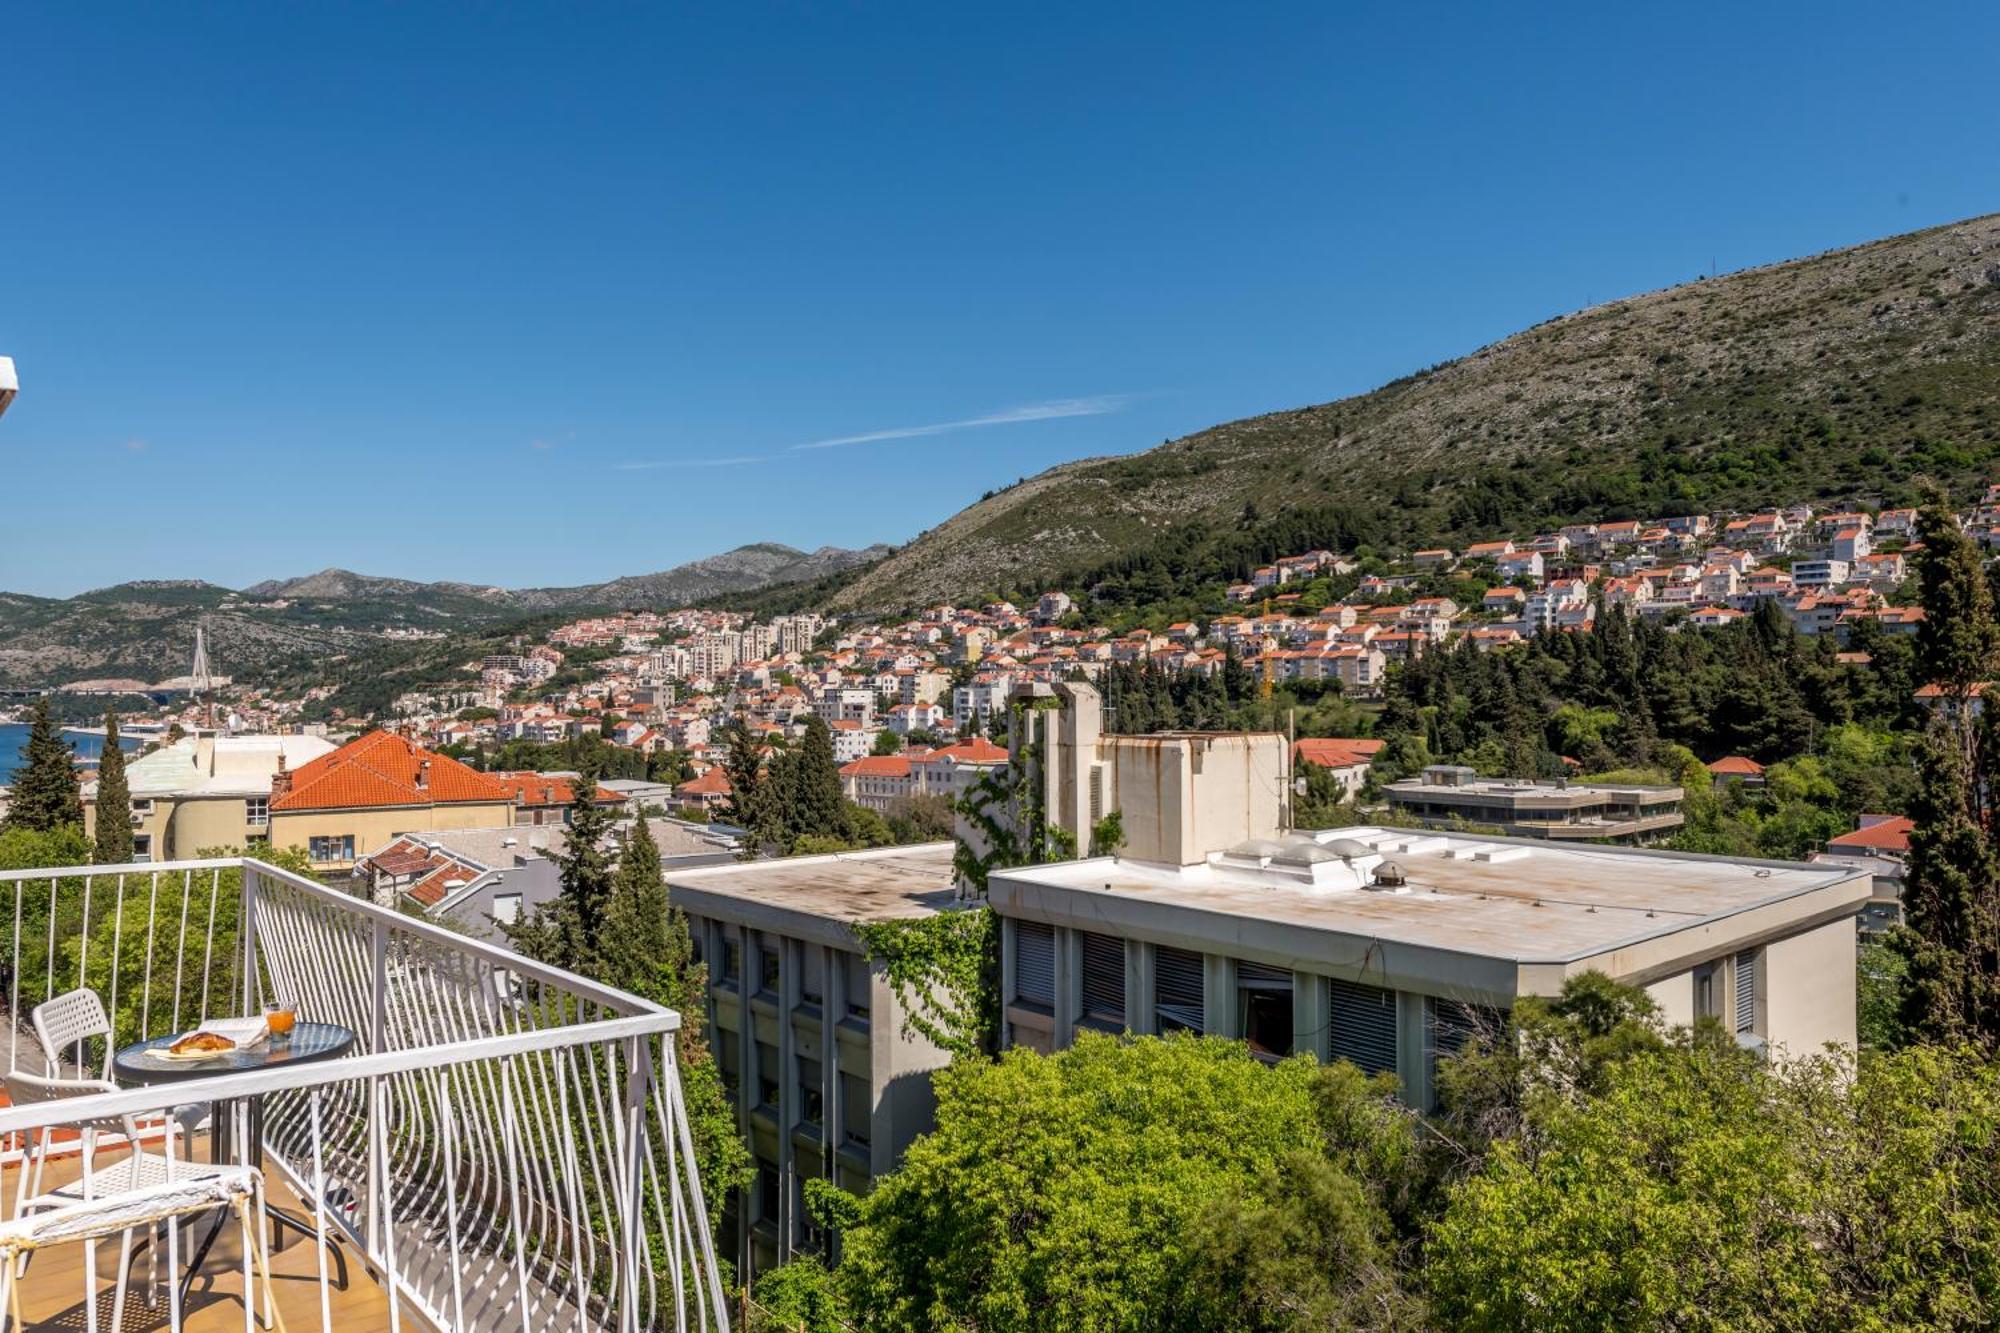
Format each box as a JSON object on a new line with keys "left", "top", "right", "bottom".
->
{"left": 829, "top": 212, "right": 2000, "bottom": 612}
{"left": 0, "top": 542, "right": 887, "bottom": 687}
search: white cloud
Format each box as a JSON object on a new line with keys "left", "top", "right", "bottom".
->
{"left": 122, "top": 438, "right": 148, "bottom": 453}
{"left": 789, "top": 395, "right": 1130, "bottom": 451}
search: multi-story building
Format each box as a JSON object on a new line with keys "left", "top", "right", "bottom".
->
{"left": 83, "top": 731, "right": 336, "bottom": 862}
{"left": 267, "top": 729, "right": 517, "bottom": 872}
{"left": 1385, "top": 765, "right": 1683, "bottom": 842}
{"left": 988, "top": 827, "right": 1869, "bottom": 1107}
{"left": 665, "top": 844, "right": 962, "bottom": 1268}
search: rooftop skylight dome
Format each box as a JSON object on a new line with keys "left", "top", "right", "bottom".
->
{"left": 1213, "top": 831, "right": 1384, "bottom": 889}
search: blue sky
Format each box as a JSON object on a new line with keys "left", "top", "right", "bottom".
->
{"left": 3, "top": 4, "right": 1997, "bottom": 597}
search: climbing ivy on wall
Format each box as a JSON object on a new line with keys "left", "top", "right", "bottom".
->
{"left": 855, "top": 909, "right": 998, "bottom": 1060}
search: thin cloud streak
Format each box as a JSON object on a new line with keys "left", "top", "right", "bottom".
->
{"left": 612, "top": 455, "right": 771, "bottom": 472}
{"left": 790, "top": 395, "right": 1129, "bottom": 451}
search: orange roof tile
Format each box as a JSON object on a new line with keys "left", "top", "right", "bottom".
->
{"left": 272, "top": 731, "right": 510, "bottom": 812}
{"left": 1827, "top": 816, "right": 1914, "bottom": 853}
{"left": 1293, "top": 738, "right": 1384, "bottom": 769}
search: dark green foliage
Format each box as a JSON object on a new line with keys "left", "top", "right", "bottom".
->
{"left": 505, "top": 754, "right": 617, "bottom": 973}
{"left": 2, "top": 697, "right": 82, "bottom": 833}
{"left": 92, "top": 709, "right": 132, "bottom": 864}
{"left": 1892, "top": 498, "right": 2000, "bottom": 1053}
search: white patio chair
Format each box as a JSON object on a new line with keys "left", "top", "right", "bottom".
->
{"left": 3, "top": 1072, "right": 260, "bottom": 1329}
{"left": 0, "top": 1164, "right": 282, "bottom": 1333}
{"left": 31, "top": 988, "right": 209, "bottom": 1137}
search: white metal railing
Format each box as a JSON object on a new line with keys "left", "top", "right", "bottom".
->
{"left": 0, "top": 856, "right": 731, "bottom": 1332}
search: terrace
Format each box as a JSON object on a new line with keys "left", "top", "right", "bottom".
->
{"left": 0, "top": 856, "right": 730, "bottom": 1331}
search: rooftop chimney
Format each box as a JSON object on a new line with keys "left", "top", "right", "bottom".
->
{"left": 416, "top": 758, "right": 431, "bottom": 791}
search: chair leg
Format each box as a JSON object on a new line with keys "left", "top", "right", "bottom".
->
{"left": 113, "top": 1228, "right": 137, "bottom": 1333}
{"left": 239, "top": 1197, "right": 286, "bottom": 1333}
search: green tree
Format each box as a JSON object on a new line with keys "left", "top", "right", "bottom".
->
{"left": 789, "top": 716, "right": 849, "bottom": 848}
{"left": 93, "top": 709, "right": 133, "bottom": 865}
{"left": 601, "top": 808, "right": 752, "bottom": 1229}
{"left": 505, "top": 756, "right": 617, "bottom": 973}
{"left": 831, "top": 1033, "right": 1414, "bottom": 1331}
{"left": 871, "top": 728, "right": 904, "bottom": 757}
{"left": 3, "top": 697, "right": 82, "bottom": 834}
{"left": 1894, "top": 497, "right": 2000, "bottom": 1051}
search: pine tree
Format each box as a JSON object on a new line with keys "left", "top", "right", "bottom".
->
{"left": 93, "top": 709, "right": 133, "bottom": 864}
{"left": 505, "top": 757, "right": 620, "bottom": 973}
{"left": 2, "top": 697, "right": 82, "bottom": 834}
{"left": 1895, "top": 497, "right": 2000, "bottom": 1050}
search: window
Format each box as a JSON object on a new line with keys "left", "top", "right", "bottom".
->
{"left": 308, "top": 835, "right": 355, "bottom": 863}
{"left": 131, "top": 833, "right": 152, "bottom": 864}
{"left": 840, "top": 1073, "right": 872, "bottom": 1149}
{"left": 1155, "top": 946, "right": 1205, "bottom": 1034}
{"left": 756, "top": 1165, "right": 781, "bottom": 1226}
{"left": 687, "top": 918, "right": 706, "bottom": 967}
{"left": 756, "top": 1043, "right": 781, "bottom": 1111}
{"left": 1734, "top": 949, "right": 1759, "bottom": 1034}
{"left": 843, "top": 953, "right": 871, "bottom": 1021}
{"left": 245, "top": 796, "right": 268, "bottom": 828}
{"left": 719, "top": 937, "right": 742, "bottom": 987}
{"left": 1014, "top": 922, "right": 1055, "bottom": 1009}
{"left": 717, "top": 1038, "right": 741, "bottom": 1099}
{"left": 246, "top": 833, "right": 269, "bottom": 848}
{"left": 759, "top": 943, "right": 782, "bottom": 996}
{"left": 1328, "top": 978, "right": 1398, "bottom": 1076}
{"left": 1079, "top": 932, "right": 1125, "bottom": 1026}
{"left": 493, "top": 892, "right": 522, "bottom": 926}
{"left": 130, "top": 798, "right": 155, "bottom": 818}
{"left": 800, "top": 946, "right": 826, "bottom": 1011}
{"left": 1427, "top": 997, "right": 1504, "bottom": 1078}
{"left": 796, "top": 1056, "right": 824, "bottom": 1126}
{"left": 1236, "top": 961, "right": 1294, "bottom": 1057}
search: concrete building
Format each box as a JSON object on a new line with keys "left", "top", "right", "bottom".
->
{"left": 989, "top": 826, "right": 1869, "bottom": 1107}
{"left": 268, "top": 730, "right": 517, "bottom": 872}
{"left": 1385, "top": 765, "right": 1684, "bottom": 842}
{"left": 665, "top": 844, "right": 961, "bottom": 1269}
{"left": 84, "top": 732, "right": 336, "bottom": 862}
{"left": 1004, "top": 680, "right": 1290, "bottom": 865}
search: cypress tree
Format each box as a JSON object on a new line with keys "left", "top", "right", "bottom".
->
{"left": 93, "top": 709, "right": 133, "bottom": 864}
{"left": 503, "top": 756, "right": 620, "bottom": 973}
{"left": 3, "top": 696, "right": 82, "bottom": 833}
{"left": 1895, "top": 498, "right": 2000, "bottom": 1049}
{"left": 791, "top": 715, "right": 848, "bottom": 844}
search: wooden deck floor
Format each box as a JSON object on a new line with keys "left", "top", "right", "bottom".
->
{"left": 7, "top": 1141, "right": 408, "bottom": 1333}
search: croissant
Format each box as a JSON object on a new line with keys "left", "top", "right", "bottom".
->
{"left": 169, "top": 1031, "right": 235, "bottom": 1055}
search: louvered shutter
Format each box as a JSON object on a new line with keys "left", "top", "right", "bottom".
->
{"left": 1734, "top": 950, "right": 1758, "bottom": 1033}
{"left": 1079, "top": 932, "right": 1125, "bottom": 1023}
{"left": 1155, "top": 946, "right": 1205, "bottom": 1033}
{"left": 1328, "top": 977, "right": 1398, "bottom": 1076}
{"left": 1014, "top": 922, "right": 1055, "bottom": 1008}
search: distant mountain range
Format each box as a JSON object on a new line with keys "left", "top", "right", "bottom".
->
{"left": 825, "top": 212, "right": 2000, "bottom": 612}
{"left": 0, "top": 543, "right": 889, "bottom": 687}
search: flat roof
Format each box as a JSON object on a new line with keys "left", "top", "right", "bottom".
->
{"left": 664, "top": 842, "right": 959, "bottom": 927}
{"left": 990, "top": 827, "right": 1866, "bottom": 966}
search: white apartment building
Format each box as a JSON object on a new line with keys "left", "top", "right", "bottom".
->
{"left": 990, "top": 828, "right": 1868, "bottom": 1107}
{"left": 952, "top": 674, "right": 1013, "bottom": 731}
{"left": 1792, "top": 559, "right": 1851, "bottom": 588}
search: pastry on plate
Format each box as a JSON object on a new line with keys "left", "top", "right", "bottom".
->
{"left": 168, "top": 1031, "right": 235, "bottom": 1055}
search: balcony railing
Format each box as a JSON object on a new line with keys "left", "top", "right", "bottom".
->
{"left": 0, "top": 856, "right": 731, "bottom": 1331}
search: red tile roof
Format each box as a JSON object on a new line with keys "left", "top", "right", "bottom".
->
{"left": 1706, "top": 755, "right": 1766, "bottom": 777}
{"left": 677, "top": 769, "right": 732, "bottom": 797}
{"left": 271, "top": 730, "right": 510, "bottom": 812}
{"left": 840, "top": 756, "right": 915, "bottom": 778}
{"left": 1293, "top": 738, "right": 1384, "bottom": 770}
{"left": 490, "top": 771, "right": 619, "bottom": 807}
{"left": 1827, "top": 816, "right": 1914, "bottom": 853}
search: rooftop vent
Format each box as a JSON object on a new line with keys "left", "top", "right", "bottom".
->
{"left": 1370, "top": 860, "right": 1408, "bottom": 890}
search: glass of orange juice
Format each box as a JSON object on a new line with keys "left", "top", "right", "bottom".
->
{"left": 263, "top": 998, "right": 297, "bottom": 1045}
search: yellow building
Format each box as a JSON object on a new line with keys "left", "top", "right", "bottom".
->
{"left": 268, "top": 730, "right": 516, "bottom": 873}
{"left": 84, "top": 732, "right": 337, "bottom": 862}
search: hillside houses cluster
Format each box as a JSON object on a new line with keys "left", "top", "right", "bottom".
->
{"left": 361, "top": 496, "right": 1961, "bottom": 824}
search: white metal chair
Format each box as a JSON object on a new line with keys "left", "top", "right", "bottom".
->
{"left": 31, "top": 988, "right": 209, "bottom": 1137}
{"left": 0, "top": 1163, "right": 282, "bottom": 1333}
{"left": 3, "top": 1072, "right": 255, "bottom": 1330}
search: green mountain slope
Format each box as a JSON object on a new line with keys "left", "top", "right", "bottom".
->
{"left": 830, "top": 212, "right": 2000, "bottom": 612}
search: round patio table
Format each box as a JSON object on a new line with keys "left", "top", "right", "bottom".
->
{"left": 114, "top": 1021, "right": 357, "bottom": 1297}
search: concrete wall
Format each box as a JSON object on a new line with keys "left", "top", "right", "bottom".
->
{"left": 270, "top": 801, "right": 516, "bottom": 869}
{"left": 1763, "top": 916, "right": 1858, "bottom": 1057}
{"left": 1644, "top": 969, "right": 1696, "bottom": 1029}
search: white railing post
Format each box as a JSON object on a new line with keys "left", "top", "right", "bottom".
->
{"left": 367, "top": 916, "right": 388, "bottom": 1261}
{"left": 620, "top": 1036, "right": 650, "bottom": 1333}
{"left": 240, "top": 862, "right": 261, "bottom": 1016}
